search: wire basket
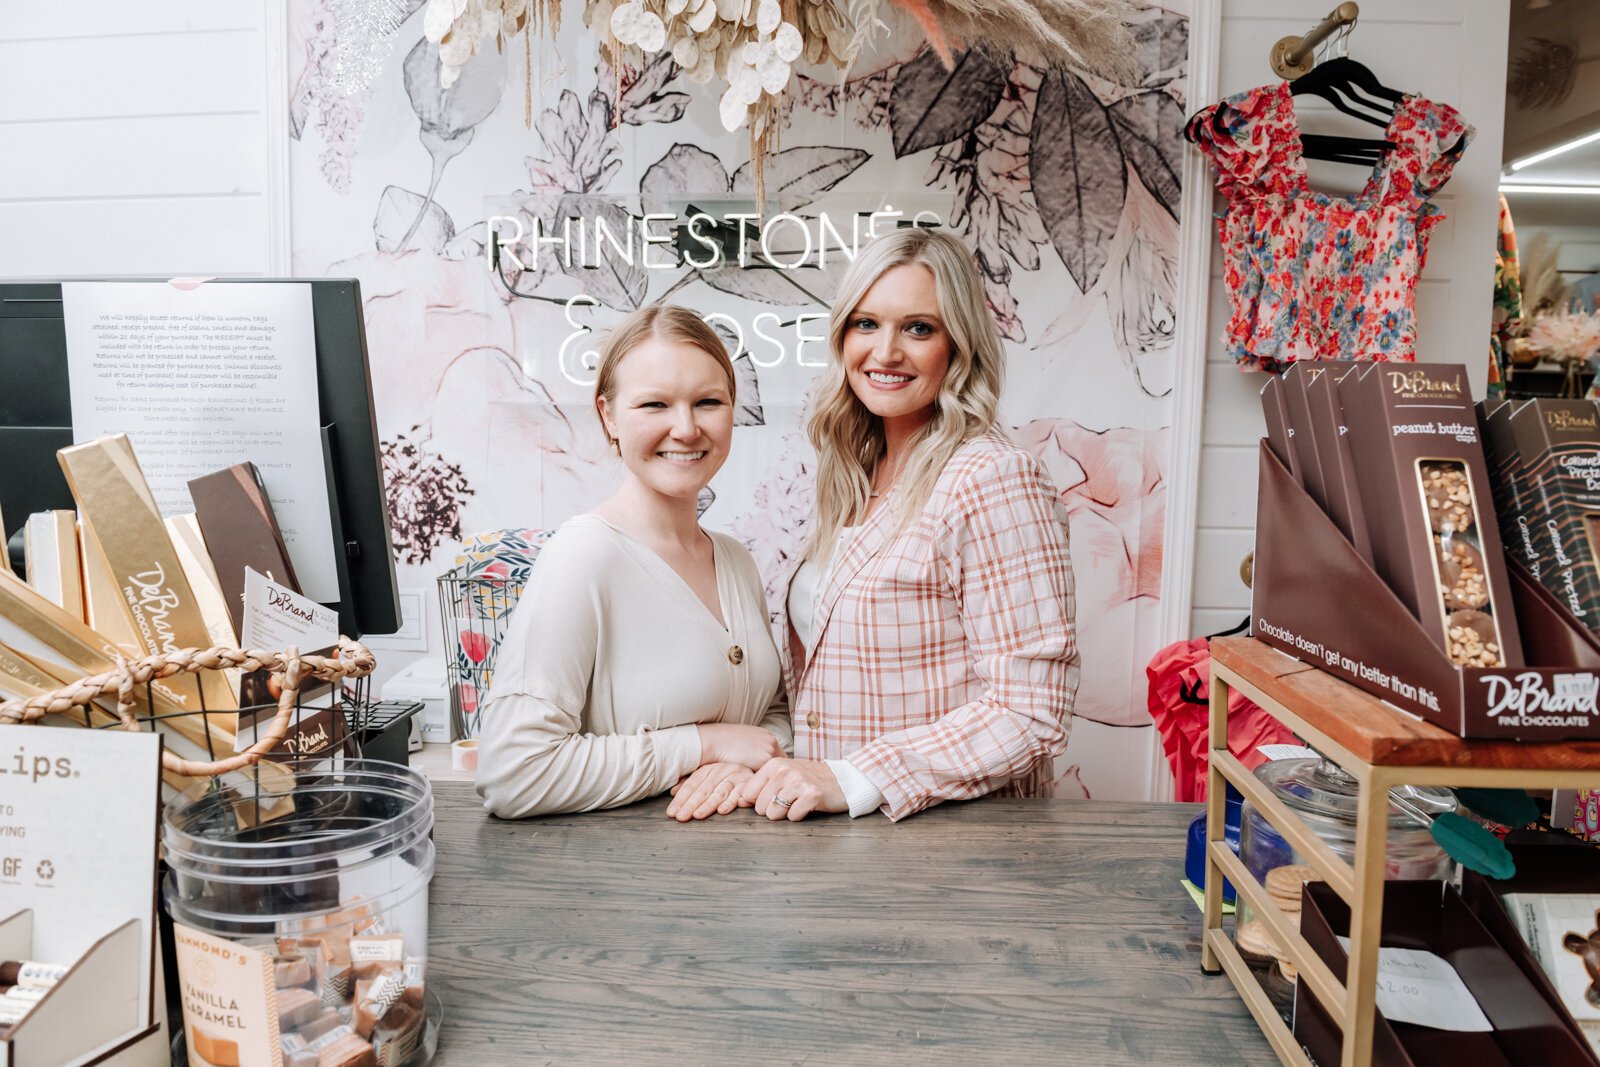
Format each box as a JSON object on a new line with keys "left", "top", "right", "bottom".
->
{"left": 0, "top": 638, "right": 377, "bottom": 780}
{"left": 435, "top": 528, "right": 551, "bottom": 740}
{"left": 435, "top": 566, "right": 523, "bottom": 740}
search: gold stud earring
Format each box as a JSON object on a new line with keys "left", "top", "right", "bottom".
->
{"left": 609, "top": 437, "right": 620, "bottom": 455}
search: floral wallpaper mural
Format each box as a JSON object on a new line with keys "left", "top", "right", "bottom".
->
{"left": 287, "top": 0, "right": 1188, "bottom": 800}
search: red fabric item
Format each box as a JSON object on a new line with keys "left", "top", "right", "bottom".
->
{"left": 1147, "top": 637, "right": 1299, "bottom": 802}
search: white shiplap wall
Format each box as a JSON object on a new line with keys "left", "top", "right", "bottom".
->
{"left": 0, "top": 2, "right": 273, "bottom": 278}
{"left": 1187, "top": 0, "right": 1511, "bottom": 638}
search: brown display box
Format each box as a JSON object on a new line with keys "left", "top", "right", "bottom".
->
{"left": 1506, "top": 399, "right": 1600, "bottom": 636}
{"left": 1479, "top": 399, "right": 1541, "bottom": 580}
{"left": 1338, "top": 365, "right": 1523, "bottom": 668}
{"left": 1283, "top": 362, "right": 1332, "bottom": 513}
{"left": 1460, "top": 836, "right": 1600, "bottom": 1063}
{"left": 1293, "top": 880, "right": 1595, "bottom": 1067}
{"left": 1261, "top": 374, "right": 1299, "bottom": 482}
{"left": 1252, "top": 442, "right": 1600, "bottom": 739}
{"left": 1305, "top": 362, "right": 1372, "bottom": 566}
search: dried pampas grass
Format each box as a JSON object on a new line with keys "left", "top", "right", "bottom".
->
{"left": 881, "top": 0, "right": 1140, "bottom": 82}
{"left": 1519, "top": 232, "right": 1570, "bottom": 322}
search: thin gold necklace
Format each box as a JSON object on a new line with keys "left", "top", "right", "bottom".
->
{"left": 868, "top": 457, "right": 902, "bottom": 499}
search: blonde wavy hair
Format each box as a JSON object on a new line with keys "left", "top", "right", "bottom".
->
{"left": 592, "top": 304, "right": 737, "bottom": 447}
{"left": 804, "top": 228, "right": 1005, "bottom": 563}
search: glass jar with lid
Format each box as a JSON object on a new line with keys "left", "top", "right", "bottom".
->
{"left": 1235, "top": 756, "right": 1456, "bottom": 981}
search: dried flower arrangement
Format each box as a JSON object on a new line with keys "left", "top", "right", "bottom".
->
{"left": 421, "top": 0, "right": 1138, "bottom": 204}
{"left": 1525, "top": 308, "right": 1600, "bottom": 369}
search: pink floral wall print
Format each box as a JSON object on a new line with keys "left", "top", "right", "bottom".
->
{"left": 286, "top": 2, "right": 1191, "bottom": 800}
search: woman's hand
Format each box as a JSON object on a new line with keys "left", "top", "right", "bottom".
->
{"left": 695, "top": 723, "right": 784, "bottom": 770}
{"left": 740, "top": 758, "right": 847, "bottom": 821}
{"left": 666, "top": 762, "right": 753, "bottom": 821}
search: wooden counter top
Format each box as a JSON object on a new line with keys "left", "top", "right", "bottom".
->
{"left": 1210, "top": 636, "right": 1600, "bottom": 770}
{"left": 425, "top": 782, "right": 1276, "bottom": 1064}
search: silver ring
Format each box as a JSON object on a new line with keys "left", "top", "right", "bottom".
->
{"left": 772, "top": 795, "right": 793, "bottom": 809}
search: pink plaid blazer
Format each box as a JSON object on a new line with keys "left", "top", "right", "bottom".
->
{"left": 778, "top": 431, "right": 1079, "bottom": 820}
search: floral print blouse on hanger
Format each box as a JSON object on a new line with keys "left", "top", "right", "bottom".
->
{"left": 1191, "top": 81, "right": 1473, "bottom": 372}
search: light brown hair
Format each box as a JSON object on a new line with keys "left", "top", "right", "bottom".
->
{"left": 804, "top": 228, "right": 1005, "bottom": 562}
{"left": 593, "top": 304, "right": 738, "bottom": 445}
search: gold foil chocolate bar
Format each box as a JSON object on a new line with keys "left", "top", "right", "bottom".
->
{"left": 22, "top": 511, "right": 82, "bottom": 619}
{"left": 79, "top": 522, "right": 144, "bottom": 660}
{"left": 57, "top": 434, "right": 238, "bottom": 719}
{"left": 1338, "top": 365, "right": 1522, "bottom": 667}
{"left": 0, "top": 568, "right": 236, "bottom": 757}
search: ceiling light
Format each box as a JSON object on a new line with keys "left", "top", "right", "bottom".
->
{"left": 1499, "top": 183, "right": 1600, "bottom": 195}
{"left": 1508, "top": 129, "right": 1600, "bottom": 171}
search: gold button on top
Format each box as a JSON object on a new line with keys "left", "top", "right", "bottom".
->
{"left": 727, "top": 645, "right": 744, "bottom": 665}
{"left": 806, "top": 712, "right": 821, "bottom": 730}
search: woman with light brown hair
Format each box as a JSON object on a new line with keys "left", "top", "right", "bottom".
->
{"left": 476, "top": 304, "right": 790, "bottom": 819}
{"left": 740, "top": 227, "right": 1079, "bottom": 822}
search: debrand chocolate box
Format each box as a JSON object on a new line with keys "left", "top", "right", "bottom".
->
{"left": 1281, "top": 362, "right": 1331, "bottom": 511}
{"left": 1480, "top": 398, "right": 1542, "bottom": 581}
{"left": 1304, "top": 361, "right": 1372, "bottom": 565}
{"left": 1260, "top": 374, "right": 1298, "bottom": 481}
{"left": 1339, "top": 364, "right": 1523, "bottom": 668}
{"left": 1506, "top": 398, "right": 1600, "bottom": 639}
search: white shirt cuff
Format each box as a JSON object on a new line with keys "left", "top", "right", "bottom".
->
{"left": 653, "top": 724, "right": 703, "bottom": 785}
{"left": 826, "top": 759, "right": 884, "bottom": 818}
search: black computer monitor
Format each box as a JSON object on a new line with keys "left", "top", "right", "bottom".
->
{"left": 0, "top": 278, "right": 399, "bottom": 639}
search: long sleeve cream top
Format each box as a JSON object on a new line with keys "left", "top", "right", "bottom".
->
{"left": 475, "top": 515, "right": 792, "bottom": 819}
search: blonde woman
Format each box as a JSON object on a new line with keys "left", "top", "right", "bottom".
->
{"left": 476, "top": 305, "right": 791, "bottom": 819}
{"left": 741, "top": 228, "right": 1078, "bottom": 822}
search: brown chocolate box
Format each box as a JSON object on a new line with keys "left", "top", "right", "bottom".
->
{"left": 1260, "top": 374, "right": 1299, "bottom": 482}
{"left": 1480, "top": 399, "right": 1542, "bottom": 580}
{"left": 1505, "top": 399, "right": 1600, "bottom": 637}
{"left": 188, "top": 462, "right": 301, "bottom": 641}
{"left": 1304, "top": 361, "right": 1373, "bottom": 565}
{"left": 1281, "top": 362, "right": 1332, "bottom": 511}
{"left": 1294, "top": 881, "right": 1595, "bottom": 1067}
{"left": 1252, "top": 441, "right": 1600, "bottom": 739}
{"left": 1338, "top": 364, "right": 1523, "bottom": 667}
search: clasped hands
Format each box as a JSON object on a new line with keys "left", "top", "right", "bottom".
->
{"left": 666, "top": 723, "right": 846, "bottom": 823}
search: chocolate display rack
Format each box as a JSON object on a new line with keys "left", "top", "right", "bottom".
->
{"left": 1200, "top": 636, "right": 1600, "bottom": 1067}
{"left": 1251, "top": 441, "right": 1600, "bottom": 741}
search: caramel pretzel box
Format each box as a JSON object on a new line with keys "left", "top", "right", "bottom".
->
{"left": 1507, "top": 398, "right": 1600, "bottom": 635}
{"left": 1303, "top": 361, "right": 1373, "bottom": 564}
{"left": 1338, "top": 364, "right": 1523, "bottom": 667}
{"left": 1479, "top": 398, "right": 1542, "bottom": 579}
{"left": 1280, "top": 362, "right": 1331, "bottom": 510}
{"left": 1259, "top": 374, "right": 1300, "bottom": 482}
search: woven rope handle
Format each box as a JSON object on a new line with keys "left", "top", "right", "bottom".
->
{"left": 0, "top": 637, "right": 375, "bottom": 778}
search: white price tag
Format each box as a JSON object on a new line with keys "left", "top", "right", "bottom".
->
{"left": 1256, "top": 744, "right": 1320, "bottom": 762}
{"left": 1335, "top": 937, "right": 1492, "bottom": 1032}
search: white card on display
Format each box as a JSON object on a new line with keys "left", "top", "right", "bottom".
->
{"left": 241, "top": 566, "right": 339, "bottom": 654}
{"left": 1335, "top": 937, "right": 1493, "bottom": 1032}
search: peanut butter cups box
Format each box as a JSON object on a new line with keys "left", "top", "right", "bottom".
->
{"left": 1339, "top": 364, "right": 1523, "bottom": 668}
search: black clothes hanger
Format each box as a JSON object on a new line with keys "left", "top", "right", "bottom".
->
{"left": 1297, "top": 56, "right": 1403, "bottom": 103}
{"left": 1290, "top": 56, "right": 1404, "bottom": 163}
{"left": 1206, "top": 616, "right": 1250, "bottom": 640}
{"left": 1290, "top": 56, "right": 1400, "bottom": 126}
{"left": 1300, "top": 133, "right": 1392, "bottom": 164}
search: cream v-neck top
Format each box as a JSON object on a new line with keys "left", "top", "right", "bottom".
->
{"left": 476, "top": 515, "right": 791, "bottom": 819}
